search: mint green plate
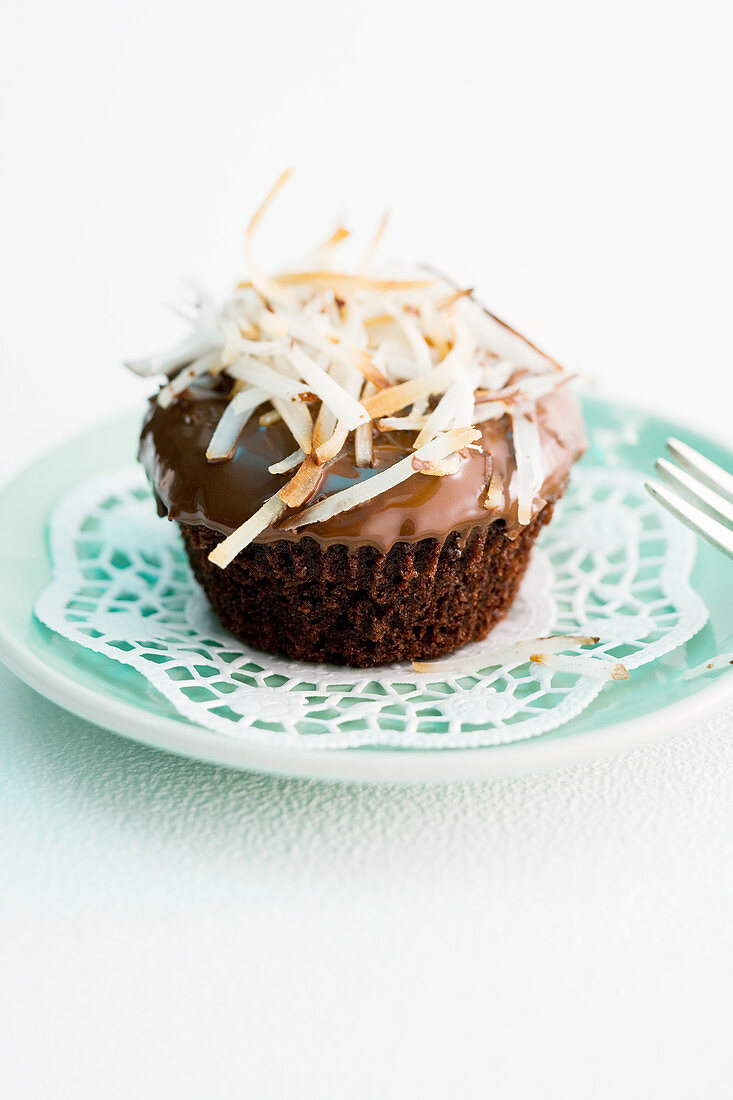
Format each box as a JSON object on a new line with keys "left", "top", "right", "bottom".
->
{"left": 1, "top": 396, "right": 731, "bottom": 782}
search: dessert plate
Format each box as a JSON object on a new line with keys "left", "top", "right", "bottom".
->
{"left": 1, "top": 395, "right": 732, "bottom": 782}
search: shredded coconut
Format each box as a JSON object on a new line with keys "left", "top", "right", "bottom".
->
{"left": 127, "top": 170, "right": 576, "bottom": 565}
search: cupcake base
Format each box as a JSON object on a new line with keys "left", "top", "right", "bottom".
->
{"left": 180, "top": 504, "right": 554, "bottom": 668}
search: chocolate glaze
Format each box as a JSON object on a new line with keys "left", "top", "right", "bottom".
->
{"left": 139, "top": 380, "right": 587, "bottom": 553}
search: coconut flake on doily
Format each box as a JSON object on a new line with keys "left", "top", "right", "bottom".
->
{"left": 34, "top": 466, "right": 708, "bottom": 749}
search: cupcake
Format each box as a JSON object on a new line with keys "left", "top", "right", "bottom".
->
{"left": 131, "top": 172, "right": 586, "bottom": 667}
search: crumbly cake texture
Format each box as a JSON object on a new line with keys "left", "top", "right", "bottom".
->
{"left": 131, "top": 171, "right": 588, "bottom": 666}
{"left": 181, "top": 507, "right": 553, "bottom": 667}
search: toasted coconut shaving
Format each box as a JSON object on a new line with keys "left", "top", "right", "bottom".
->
{"left": 260, "top": 310, "right": 387, "bottom": 388}
{"left": 436, "top": 287, "right": 473, "bottom": 310}
{"left": 271, "top": 396, "right": 313, "bottom": 453}
{"left": 157, "top": 350, "right": 221, "bottom": 407}
{"left": 126, "top": 335, "right": 216, "bottom": 379}
{"left": 377, "top": 416, "right": 430, "bottom": 433}
{"left": 128, "top": 170, "right": 580, "bottom": 569}
{"left": 362, "top": 210, "right": 390, "bottom": 271}
{"left": 243, "top": 168, "right": 295, "bottom": 305}
{"left": 314, "top": 423, "right": 350, "bottom": 465}
{"left": 362, "top": 362, "right": 454, "bottom": 419}
{"left": 411, "top": 454, "right": 461, "bottom": 476}
{"left": 481, "top": 360, "right": 515, "bottom": 391}
{"left": 354, "top": 381, "right": 376, "bottom": 467}
{"left": 310, "top": 225, "right": 350, "bottom": 261}
{"left": 268, "top": 448, "right": 305, "bottom": 475}
{"left": 684, "top": 652, "right": 733, "bottom": 679}
{"left": 472, "top": 402, "right": 509, "bottom": 425}
{"left": 414, "top": 365, "right": 479, "bottom": 447}
{"left": 354, "top": 422, "right": 374, "bottom": 467}
{"left": 482, "top": 476, "right": 504, "bottom": 511}
{"left": 228, "top": 336, "right": 289, "bottom": 358}
{"left": 412, "top": 635, "right": 601, "bottom": 675}
{"left": 331, "top": 343, "right": 389, "bottom": 389}
{"left": 311, "top": 360, "right": 366, "bottom": 464}
{"left": 511, "top": 410, "right": 544, "bottom": 525}
{"left": 287, "top": 344, "right": 369, "bottom": 431}
{"left": 278, "top": 456, "right": 322, "bottom": 508}
{"left": 363, "top": 313, "right": 393, "bottom": 330}
{"left": 385, "top": 303, "right": 434, "bottom": 375}
{"left": 264, "top": 272, "right": 436, "bottom": 293}
{"left": 530, "top": 653, "right": 629, "bottom": 681}
{"left": 518, "top": 371, "right": 569, "bottom": 399}
{"left": 474, "top": 384, "right": 521, "bottom": 403}
{"left": 410, "top": 394, "right": 428, "bottom": 417}
{"left": 284, "top": 428, "right": 479, "bottom": 530}
{"left": 312, "top": 397, "right": 338, "bottom": 452}
{"left": 208, "top": 494, "right": 287, "bottom": 569}
{"left": 207, "top": 387, "right": 268, "bottom": 461}
{"left": 464, "top": 299, "right": 565, "bottom": 374}
{"left": 482, "top": 305, "right": 565, "bottom": 372}
{"left": 228, "top": 356, "right": 315, "bottom": 401}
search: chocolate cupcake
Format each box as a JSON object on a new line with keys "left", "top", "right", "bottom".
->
{"left": 130, "top": 173, "right": 586, "bottom": 667}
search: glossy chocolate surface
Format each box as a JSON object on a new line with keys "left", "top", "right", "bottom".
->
{"left": 139, "top": 380, "right": 586, "bottom": 552}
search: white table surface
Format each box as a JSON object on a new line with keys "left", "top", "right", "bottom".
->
{"left": 1, "top": 1, "right": 731, "bottom": 1096}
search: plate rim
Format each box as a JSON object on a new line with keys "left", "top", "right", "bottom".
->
{"left": 1, "top": 396, "right": 732, "bottom": 783}
{"left": 2, "top": 616, "right": 732, "bottom": 781}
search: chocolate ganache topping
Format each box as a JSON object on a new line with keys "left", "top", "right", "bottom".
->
{"left": 129, "top": 173, "right": 588, "bottom": 568}
{"left": 140, "top": 378, "right": 586, "bottom": 553}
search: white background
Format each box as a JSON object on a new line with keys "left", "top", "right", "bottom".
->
{"left": 1, "top": 1, "right": 732, "bottom": 1097}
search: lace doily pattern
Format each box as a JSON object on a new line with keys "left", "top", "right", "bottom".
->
{"left": 34, "top": 467, "right": 708, "bottom": 749}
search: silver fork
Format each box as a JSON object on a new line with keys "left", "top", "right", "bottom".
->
{"left": 646, "top": 438, "right": 733, "bottom": 560}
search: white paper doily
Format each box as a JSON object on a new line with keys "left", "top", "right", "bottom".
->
{"left": 34, "top": 467, "right": 708, "bottom": 749}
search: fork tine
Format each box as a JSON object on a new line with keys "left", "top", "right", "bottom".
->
{"left": 646, "top": 478, "right": 733, "bottom": 560}
{"left": 666, "top": 438, "right": 733, "bottom": 505}
{"left": 655, "top": 458, "right": 733, "bottom": 527}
